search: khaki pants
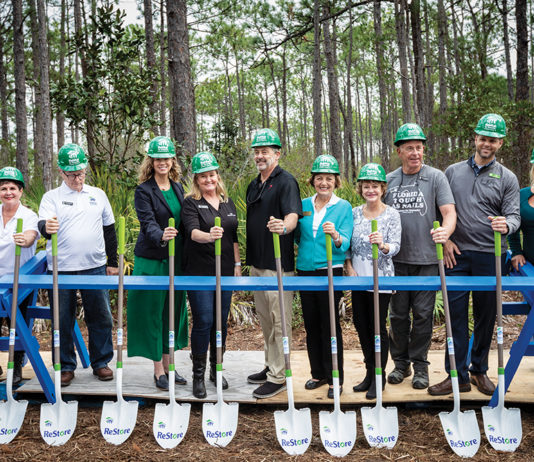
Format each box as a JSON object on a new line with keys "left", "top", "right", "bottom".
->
{"left": 250, "top": 266, "right": 294, "bottom": 384}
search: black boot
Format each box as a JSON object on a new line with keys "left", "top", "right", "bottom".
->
{"left": 13, "top": 351, "right": 24, "bottom": 386}
{"left": 353, "top": 369, "right": 373, "bottom": 392}
{"left": 192, "top": 354, "right": 207, "bottom": 399}
{"left": 365, "top": 374, "right": 386, "bottom": 400}
{"left": 209, "top": 345, "right": 228, "bottom": 390}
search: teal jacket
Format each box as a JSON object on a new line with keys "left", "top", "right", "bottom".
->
{"left": 296, "top": 195, "right": 353, "bottom": 271}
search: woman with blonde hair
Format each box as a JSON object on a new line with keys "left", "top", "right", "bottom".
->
{"left": 127, "top": 136, "right": 188, "bottom": 391}
{"left": 181, "top": 152, "right": 241, "bottom": 398}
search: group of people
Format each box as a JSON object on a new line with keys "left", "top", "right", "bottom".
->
{"left": 0, "top": 112, "right": 530, "bottom": 403}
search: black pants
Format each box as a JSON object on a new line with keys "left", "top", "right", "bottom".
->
{"left": 299, "top": 268, "right": 344, "bottom": 385}
{"left": 352, "top": 291, "right": 391, "bottom": 371}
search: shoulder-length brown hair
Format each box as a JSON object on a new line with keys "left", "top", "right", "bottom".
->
{"left": 186, "top": 170, "right": 229, "bottom": 203}
{"left": 138, "top": 156, "right": 181, "bottom": 184}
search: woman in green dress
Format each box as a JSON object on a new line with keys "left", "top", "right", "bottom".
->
{"left": 127, "top": 136, "right": 188, "bottom": 390}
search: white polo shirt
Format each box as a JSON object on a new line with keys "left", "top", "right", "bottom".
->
{"left": 38, "top": 182, "right": 115, "bottom": 271}
{"left": 0, "top": 203, "right": 39, "bottom": 275}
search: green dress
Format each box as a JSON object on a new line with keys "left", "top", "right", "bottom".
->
{"left": 127, "top": 188, "right": 188, "bottom": 361}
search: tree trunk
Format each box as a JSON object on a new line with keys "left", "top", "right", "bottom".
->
{"left": 499, "top": 0, "right": 514, "bottom": 100}
{"left": 144, "top": 0, "right": 159, "bottom": 135}
{"left": 281, "top": 48, "right": 290, "bottom": 152}
{"left": 395, "top": 0, "right": 412, "bottom": 122}
{"left": 423, "top": 0, "right": 434, "bottom": 161}
{"left": 159, "top": 0, "right": 167, "bottom": 136}
{"left": 234, "top": 46, "right": 246, "bottom": 140}
{"left": 312, "top": 0, "right": 322, "bottom": 157}
{"left": 0, "top": 30, "right": 9, "bottom": 165}
{"left": 12, "top": 0, "right": 28, "bottom": 178}
{"left": 267, "top": 57, "right": 282, "bottom": 141}
{"left": 410, "top": 0, "right": 425, "bottom": 127}
{"left": 343, "top": 4, "right": 354, "bottom": 179}
{"left": 437, "top": 0, "right": 449, "bottom": 168}
{"left": 263, "top": 78, "right": 270, "bottom": 128}
{"left": 167, "top": 0, "right": 196, "bottom": 160}
{"left": 57, "top": 0, "right": 66, "bottom": 150}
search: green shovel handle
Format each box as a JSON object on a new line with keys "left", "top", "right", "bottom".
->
{"left": 494, "top": 230, "right": 501, "bottom": 257}
{"left": 215, "top": 216, "right": 221, "bottom": 255}
{"left": 118, "top": 216, "right": 125, "bottom": 256}
{"left": 52, "top": 231, "right": 58, "bottom": 257}
{"left": 325, "top": 233, "right": 332, "bottom": 262}
{"left": 168, "top": 217, "right": 175, "bottom": 257}
{"left": 15, "top": 218, "right": 23, "bottom": 256}
{"left": 273, "top": 232, "right": 280, "bottom": 259}
{"left": 372, "top": 219, "right": 378, "bottom": 260}
{"left": 433, "top": 221, "right": 443, "bottom": 260}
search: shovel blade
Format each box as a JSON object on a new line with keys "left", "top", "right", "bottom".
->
{"left": 319, "top": 408, "right": 357, "bottom": 457}
{"left": 439, "top": 409, "right": 480, "bottom": 458}
{"left": 40, "top": 400, "right": 78, "bottom": 446}
{"left": 274, "top": 407, "right": 312, "bottom": 456}
{"left": 0, "top": 398, "right": 28, "bottom": 444}
{"left": 361, "top": 405, "right": 399, "bottom": 449}
{"left": 153, "top": 400, "right": 191, "bottom": 449}
{"left": 100, "top": 398, "right": 138, "bottom": 445}
{"left": 202, "top": 400, "right": 239, "bottom": 447}
{"left": 482, "top": 405, "right": 522, "bottom": 452}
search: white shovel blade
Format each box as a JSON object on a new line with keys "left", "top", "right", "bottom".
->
{"left": 101, "top": 398, "right": 138, "bottom": 445}
{"left": 319, "top": 408, "right": 357, "bottom": 457}
{"left": 0, "top": 393, "right": 28, "bottom": 444}
{"left": 274, "top": 407, "right": 312, "bottom": 455}
{"left": 153, "top": 400, "right": 191, "bottom": 449}
{"left": 439, "top": 409, "right": 480, "bottom": 458}
{"left": 482, "top": 404, "right": 522, "bottom": 452}
{"left": 202, "top": 400, "right": 239, "bottom": 447}
{"left": 40, "top": 399, "right": 78, "bottom": 446}
{"left": 361, "top": 405, "right": 398, "bottom": 449}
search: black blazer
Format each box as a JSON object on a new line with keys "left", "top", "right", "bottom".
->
{"left": 133, "top": 176, "right": 185, "bottom": 260}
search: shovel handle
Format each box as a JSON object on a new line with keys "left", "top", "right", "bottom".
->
{"left": 52, "top": 232, "right": 58, "bottom": 257}
{"left": 325, "top": 234, "right": 332, "bottom": 261}
{"left": 371, "top": 220, "right": 378, "bottom": 260}
{"left": 15, "top": 218, "right": 23, "bottom": 256}
{"left": 215, "top": 216, "right": 221, "bottom": 255}
{"left": 169, "top": 217, "right": 175, "bottom": 256}
{"left": 433, "top": 221, "right": 443, "bottom": 260}
{"left": 494, "top": 231, "right": 501, "bottom": 257}
{"left": 118, "top": 216, "right": 125, "bottom": 256}
{"left": 273, "top": 232, "right": 281, "bottom": 259}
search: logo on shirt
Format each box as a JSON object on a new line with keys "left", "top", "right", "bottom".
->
{"left": 89, "top": 196, "right": 97, "bottom": 206}
{"left": 227, "top": 213, "right": 236, "bottom": 217}
{"left": 388, "top": 185, "right": 428, "bottom": 216}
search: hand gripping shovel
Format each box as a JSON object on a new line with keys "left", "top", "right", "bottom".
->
{"left": 361, "top": 219, "right": 398, "bottom": 449}
{"left": 154, "top": 217, "right": 191, "bottom": 448}
{"left": 101, "top": 217, "right": 138, "bottom": 445}
{"left": 481, "top": 231, "right": 522, "bottom": 452}
{"left": 202, "top": 216, "right": 238, "bottom": 447}
{"left": 0, "top": 218, "right": 28, "bottom": 444}
{"left": 433, "top": 221, "right": 479, "bottom": 458}
{"left": 319, "top": 233, "right": 356, "bottom": 457}
{"left": 40, "top": 232, "right": 78, "bottom": 446}
{"left": 272, "top": 232, "right": 312, "bottom": 456}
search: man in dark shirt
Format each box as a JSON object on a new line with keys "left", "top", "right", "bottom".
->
{"left": 245, "top": 128, "right": 302, "bottom": 398}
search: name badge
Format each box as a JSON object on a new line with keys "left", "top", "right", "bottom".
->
{"left": 198, "top": 205, "right": 208, "bottom": 209}
{"left": 62, "top": 201, "right": 73, "bottom": 206}
{"left": 489, "top": 173, "right": 501, "bottom": 179}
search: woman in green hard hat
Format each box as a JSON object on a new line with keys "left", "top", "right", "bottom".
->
{"left": 127, "top": 136, "right": 188, "bottom": 391}
{"left": 509, "top": 148, "right": 534, "bottom": 270}
{"left": 0, "top": 167, "right": 39, "bottom": 383}
{"left": 345, "top": 163, "right": 401, "bottom": 399}
{"left": 181, "top": 152, "right": 241, "bottom": 398}
{"left": 295, "top": 154, "right": 353, "bottom": 399}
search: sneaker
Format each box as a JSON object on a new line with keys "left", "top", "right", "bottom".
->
{"left": 253, "top": 381, "right": 286, "bottom": 398}
{"left": 412, "top": 370, "right": 429, "bottom": 389}
{"left": 387, "top": 366, "right": 411, "bottom": 384}
{"left": 247, "top": 366, "right": 269, "bottom": 384}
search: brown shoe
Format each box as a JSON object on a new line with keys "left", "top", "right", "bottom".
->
{"left": 470, "top": 373, "right": 495, "bottom": 396}
{"left": 93, "top": 366, "right": 113, "bottom": 381}
{"left": 428, "top": 377, "right": 471, "bottom": 396}
{"left": 61, "top": 371, "right": 75, "bottom": 387}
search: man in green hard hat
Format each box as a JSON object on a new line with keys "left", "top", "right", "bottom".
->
{"left": 38, "top": 143, "right": 118, "bottom": 387}
{"left": 429, "top": 114, "right": 520, "bottom": 396}
{"left": 384, "top": 123, "right": 457, "bottom": 390}
{"left": 246, "top": 128, "right": 303, "bottom": 399}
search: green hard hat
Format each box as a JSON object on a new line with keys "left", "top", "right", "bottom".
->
{"left": 530, "top": 148, "right": 534, "bottom": 164}
{"left": 57, "top": 143, "right": 88, "bottom": 172}
{"left": 192, "top": 152, "right": 219, "bottom": 174}
{"left": 475, "top": 113, "right": 506, "bottom": 138}
{"left": 357, "top": 163, "right": 387, "bottom": 182}
{"left": 311, "top": 154, "right": 340, "bottom": 174}
{"left": 394, "top": 123, "right": 427, "bottom": 146}
{"left": 147, "top": 136, "right": 176, "bottom": 158}
{"left": 0, "top": 166, "right": 25, "bottom": 187}
{"left": 251, "top": 128, "right": 282, "bottom": 149}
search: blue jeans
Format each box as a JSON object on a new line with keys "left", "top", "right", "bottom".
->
{"left": 48, "top": 265, "right": 113, "bottom": 372}
{"left": 188, "top": 290, "right": 232, "bottom": 355}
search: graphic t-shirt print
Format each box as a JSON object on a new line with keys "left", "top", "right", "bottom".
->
{"left": 388, "top": 183, "right": 428, "bottom": 217}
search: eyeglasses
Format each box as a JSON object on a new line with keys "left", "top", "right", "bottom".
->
{"left": 63, "top": 171, "right": 86, "bottom": 179}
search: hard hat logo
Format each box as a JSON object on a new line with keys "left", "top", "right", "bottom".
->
{"left": 311, "top": 154, "right": 340, "bottom": 174}
{"left": 148, "top": 136, "right": 176, "bottom": 158}
{"left": 475, "top": 113, "right": 506, "bottom": 138}
{"left": 57, "top": 143, "right": 88, "bottom": 172}
{"left": 157, "top": 139, "right": 169, "bottom": 151}
{"left": 0, "top": 166, "right": 25, "bottom": 186}
{"left": 192, "top": 151, "right": 219, "bottom": 173}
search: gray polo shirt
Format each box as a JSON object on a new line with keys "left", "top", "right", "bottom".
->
{"left": 445, "top": 156, "right": 520, "bottom": 254}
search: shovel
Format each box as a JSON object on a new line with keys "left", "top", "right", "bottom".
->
{"left": 202, "top": 216, "right": 238, "bottom": 447}
{"left": 0, "top": 218, "right": 28, "bottom": 444}
{"left": 361, "top": 219, "right": 398, "bottom": 449}
{"left": 154, "top": 217, "right": 190, "bottom": 448}
{"left": 40, "top": 231, "right": 78, "bottom": 446}
{"left": 319, "top": 233, "right": 356, "bottom": 457}
{"left": 101, "top": 217, "right": 138, "bottom": 445}
{"left": 433, "top": 221, "right": 479, "bottom": 458}
{"left": 272, "top": 232, "right": 312, "bottom": 456}
{"left": 481, "top": 231, "right": 522, "bottom": 452}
